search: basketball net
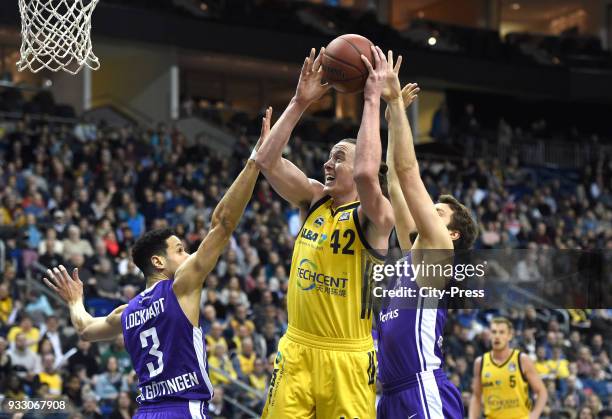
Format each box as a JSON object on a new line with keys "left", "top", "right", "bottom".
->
{"left": 17, "top": 0, "right": 100, "bottom": 75}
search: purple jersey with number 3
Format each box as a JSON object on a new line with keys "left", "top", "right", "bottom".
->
{"left": 121, "top": 279, "right": 213, "bottom": 413}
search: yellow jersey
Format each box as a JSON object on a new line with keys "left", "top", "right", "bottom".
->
{"left": 38, "top": 372, "right": 62, "bottom": 396}
{"left": 481, "top": 349, "right": 531, "bottom": 419}
{"left": 287, "top": 196, "right": 384, "bottom": 344}
{"left": 238, "top": 352, "right": 256, "bottom": 376}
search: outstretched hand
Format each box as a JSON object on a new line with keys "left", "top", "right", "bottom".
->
{"left": 43, "top": 265, "right": 84, "bottom": 305}
{"left": 385, "top": 83, "right": 420, "bottom": 121}
{"left": 361, "top": 47, "right": 402, "bottom": 102}
{"left": 250, "top": 106, "right": 272, "bottom": 161}
{"left": 294, "top": 47, "right": 331, "bottom": 105}
{"left": 254, "top": 106, "right": 272, "bottom": 152}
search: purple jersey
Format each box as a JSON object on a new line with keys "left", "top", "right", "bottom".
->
{"left": 122, "top": 279, "right": 213, "bottom": 412}
{"left": 376, "top": 252, "right": 464, "bottom": 418}
{"left": 377, "top": 252, "right": 448, "bottom": 383}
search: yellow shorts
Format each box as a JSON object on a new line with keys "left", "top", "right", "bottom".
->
{"left": 262, "top": 326, "right": 377, "bottom": 419}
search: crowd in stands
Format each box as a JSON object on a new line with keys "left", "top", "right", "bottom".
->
{"left": 0, "top": 105, "right": 609, "bottom": 418}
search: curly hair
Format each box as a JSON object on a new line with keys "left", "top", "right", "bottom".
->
{"left": 131, "top": 228, "right": 174, "bottom": 278}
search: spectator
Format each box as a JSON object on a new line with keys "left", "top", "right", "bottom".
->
{"left": 23, "top": 289, "right": 54, "bottom": 321}
{"left": 40, "top": 315, "right": 64, "bottom": 363}
{"left": 38, "top": 230, "right": 65, "bottom": 268}
{"left": 237, "top": 336, "right": 257, "bottom": 378}
{"left": 8, "top": 332, "right": 41, "bottom": 380}
{"left": 205, "top": 321, "right": 228, "bottom": 353}
{"left": 7, "top": 314, "right": 40, "bottom": 352}
{"left": 591, "top": 334, "right": 605, "bottom": 357}
{"left": 62, "top": 225, "right": 94, "bottom": 260}
{"left": 91, "top": 257, "right": 120, "bottom": 300}
{"left": 201, "top": 304, "right": 216, "bottom": 335}
{"left": 4, "top": 375, "right": 27, "bottom": 400}
{"left": 109, "top": 391, "right": 136, "bottom": 419}
{"left": 68, "top": 339, "right": 99, "bottom": 377}
{"left": 576, "top": 346, "right": 594, "bottom": 378}
{"left": 208, "top": 343, "right": 238, "bottom": 385}
{"left": 548, "top": 346, "right": 571, "bottom": 380}
{"left": 0, "top": 336, "right": 12, "bottom": 392}
{"left": 583, "top": 363, "right": 609, "bottom": 401}
{"left": 81, "top": 394, "right": 103, "bottom": 419}
{"left": 34, "top": 353, "right": 63, "bottom": 397}
{"left": 0, "top": 282, "right": 13, "bottom": 326}
{"left": 229, "top": 303, "right": 255, "bottom": 335}
{"left": 100, "top": 335, "right": 131, "bottom": 374}
{"left": 24, "top": 213, "right": 43, "bottom": 249}
{"left": 93, "top": 356, "right": 127, "bottom": 406}
{"left": 63, "top": 374, "right": 84, "bottom": 408}
{"left": 208, "top": 386, "right": 229, "bottom": 417}
{"left": 126, "top": 203, "right": 145, "bottom": 238}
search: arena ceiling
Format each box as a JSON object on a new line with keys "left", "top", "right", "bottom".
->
{"left": 500, "top": 0, "right": 586, "bottom": 22}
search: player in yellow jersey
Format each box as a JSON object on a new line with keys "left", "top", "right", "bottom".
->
{"left": 254, "top": 47, "right": 396, "bottom": 418}
{"left": 469, "top": 317, "right": 548, "bottom": 419}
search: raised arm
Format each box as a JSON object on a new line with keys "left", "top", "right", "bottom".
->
{"left": 520, "top": 353, "right": 548, "bottom": 419}
{"left": 44, "top": 265, "right": 125, "bottom": 342}
{"left": 173, "top": 109, "right": 273, "bottom": 298}
{"left": 385, "top": 82, "right": 420, "bottom": 251}
{"left": 468, "top": 356, "right": 483, "bottom": 419}
{"left": 254, "top": 48, "right": 329, "bottom": 213}
{"left": 386, "top": 63, "right": 452, "bottom": 250}
{"left": 353, "top": 46, "right": 395, "bottom": 241}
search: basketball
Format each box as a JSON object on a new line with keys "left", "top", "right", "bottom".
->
{"left": 322, "top": 34, "right": 374, "bottom": 94}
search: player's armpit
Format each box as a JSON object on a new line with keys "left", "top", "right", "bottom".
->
{"left": 80, "top": 304, "right": 126, "bottom": 342}
{"left": 259, "top": 157, "right": 325, "bottom": 212}
{"left": 173, "top": 223, "right": 229, "bottom": 297}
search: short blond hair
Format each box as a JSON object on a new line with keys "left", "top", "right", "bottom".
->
{"left": 491, "top": 317, "right": 513, "bottom": 331}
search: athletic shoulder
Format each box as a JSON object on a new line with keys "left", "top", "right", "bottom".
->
{"left": 301, "top": 193, "right": 330, "bottom": 219}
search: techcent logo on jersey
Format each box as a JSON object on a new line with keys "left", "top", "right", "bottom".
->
{"left": 296, "top": 258, "right": 348, "bottom": 297}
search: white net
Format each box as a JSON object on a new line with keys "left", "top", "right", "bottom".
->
{"left": 17, "top": 0, "right": 100, "bottom": 75}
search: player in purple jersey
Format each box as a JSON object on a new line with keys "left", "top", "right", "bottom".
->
{"left": 43, "top": 108, "right": 273, "bottom": 419}
{"left": 376, "top": 52, "right": 478, "bottom": 418}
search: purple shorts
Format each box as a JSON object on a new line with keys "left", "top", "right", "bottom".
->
{"left": 377, "top": 369, "right": 463, "bottom": 419}
{"left": 134, "top": 400, "right": 210, "bottom": 419}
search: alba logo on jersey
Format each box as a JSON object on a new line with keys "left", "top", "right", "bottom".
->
{"left": 296, "top": 258, "right": 348, "bottom": 296}
{"left": 300, "top": 228, "right": 328, "bottom": 245}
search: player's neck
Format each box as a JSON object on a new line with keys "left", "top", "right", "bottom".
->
{"left": 492, "top": 346, "right": 513, "bottom": 362}
{"left": 145, "top": 273, "right": 169, "bottom": 289}
{"left": 330, "top": 191, "right": 358, "bottom": 210}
